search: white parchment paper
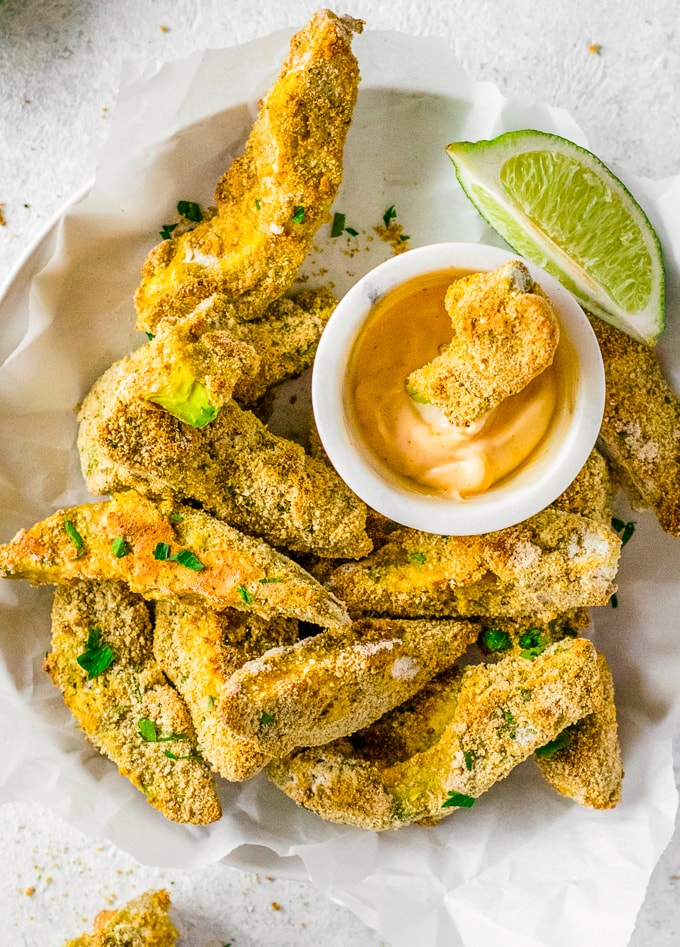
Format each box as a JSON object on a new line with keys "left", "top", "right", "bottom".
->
{"left": 1, "top": 27, "right": 679, "bottom": 947}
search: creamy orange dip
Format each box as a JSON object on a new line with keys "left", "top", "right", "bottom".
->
{"left": 347, "top": 270, "right": 564, "bottom": 500}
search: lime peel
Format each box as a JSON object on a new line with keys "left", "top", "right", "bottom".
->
{"left": 446, "top": 129, "right": 665, "bottom": 345}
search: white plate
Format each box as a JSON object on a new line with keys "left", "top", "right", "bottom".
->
{"left": 0, "top": 26, "right": 678, "bottom": 947}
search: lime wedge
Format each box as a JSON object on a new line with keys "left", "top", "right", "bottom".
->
{"left": 446, "top": 130, "right": 665, "bottom": 344}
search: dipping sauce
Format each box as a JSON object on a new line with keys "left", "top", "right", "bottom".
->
{"left": 347, "top": 269, "right": 567, "bottom": 500}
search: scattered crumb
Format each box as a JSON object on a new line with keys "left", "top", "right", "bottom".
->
{"left": 23, "top": 98, "right": 31, "bottom": 104}
{"left": 588, "top": 42, "right": 601, "bottom": 54}
{"left": 160, "top": 24, "right": 170, "bottom": 33}
{"left": 0, "top": 203, "right": 6, "bottom": 227}
{"left": 271, "top": 901, "right": 282, "bottom": 911}
{"left": 374, "top": 222, "right": 410, "bottom": 255}
{"left": 25, "top": 886, "right": 35, "bottom": 896}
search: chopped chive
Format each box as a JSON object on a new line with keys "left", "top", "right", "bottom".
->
{"left": 237, "top": 583, "right": 254, "bottom": 605}
{"left": 255, "top": 198, "right": 262, "bottom": 210}
{"left": 345, "top": 226, "right": 359, "bottom": 236}
{"left": 330, "top": 212, "right": 346, "bottom": 237}
{"left": 164, "top": 748, "right": 203, "bottom": 762}
{"left": 169, "top": 513, "right": 184, "bottom": 523}
{"left": 111, "top": 536, "right": 130, "bottom": 559}
{"left": 442, "top": 791, "right": 475, "bottom": 809}
{"left": 610, "top": 593, "right": 619, "bottom": 609}
{"left": 399, "top": 234, "right": 410, "bottom": 241}
{"left": 259, "top": 711, "right": 276, "bottom": 726}
{"left": 177, "top": 200, "right": 202, "bottom": 222}
{"left": 153, "top": 542, "right": 171, "bottom": 560}
{"left": 258, "top": 576, "right": 284, "bottom": 583}
{"left": 291, "top": 205, "right": 305, "bottom": 223}
{"left": 463, "top": 751, "right": 474, "bottom": 771}
{"left": 64, "top": 519, "right": 85, "bottom": 558}
{"left": 145, "top": 332, "right": 155, "bottom": 341}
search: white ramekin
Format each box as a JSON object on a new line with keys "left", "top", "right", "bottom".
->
{"left": 312, "top": 242, "right": 605, "bottom": 535}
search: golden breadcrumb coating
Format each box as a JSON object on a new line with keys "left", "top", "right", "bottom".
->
{"left": 268, "top": 637, "right": 606, "bottom": 829}
{"left": 535, "top": 651, "right": 623, "bottom": 809}
{"left": 134, "top": 10, "right": 363, "bottom": 334}
{"left": 94, "top": 398, "right": 371, "bottom": 560}
{"left": 46, "top": 582, "right": 221, "bottom": 825}
{"left": 63, "top": 888, "right": 179, "bottom": 947}
{"left": 407, "top": 262, "right": 559, "bottom": 426}
{"left": 78, "top": 288, "right": 337, "bottom": 495}
{"left": 552, "top": 448, "right": 613, "bottom": 523}
{"left": 219, "top": 617, "right": 479, "bottom": 757}
{"left": 0, "top": 490, "right": 349, "bottom": 627}
{"left": 591, "top": 315, "right": 680, "bottom": 536}
{"left": 328, "top": 507, "right": 620, "bottom": 623}
{"left": 154, "top": 598, "right": 297, "bottom": 781}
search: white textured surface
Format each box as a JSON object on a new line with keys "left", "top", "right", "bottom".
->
{"left": 0, "top": 1, "right": 679, "bottom": 945}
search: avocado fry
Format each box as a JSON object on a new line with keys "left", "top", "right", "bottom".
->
{"left": 153, "top": 598, "right": 297, "bottom": 781}
{"left": 0, "top": 490, "right": 350, "bottom": 627}
{"left": 62, "top": 888, "right": 179, "bottom": 947}
{"left": 267, "top": 637, "right": 607, "bottom": 830}
{"left": 134, "top": 10, "right": 363, "bottom": 335}
{"left": 45, "top": 581, "right": 222, "bottom": 825}
{"left": 219, "top": 617, "right": 480, "bottom": 757}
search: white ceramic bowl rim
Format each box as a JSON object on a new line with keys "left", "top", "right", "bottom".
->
{"left": 312, "top": 242, "right": 605, "bottom": 535}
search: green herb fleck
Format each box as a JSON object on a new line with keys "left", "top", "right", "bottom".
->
{"left": 76, "top": 627, "right": 115, "bottom": 680}
{"left": 255, "top": 199, "right": 262, "bottom": 210}
{"left": 111, "top": 536, "right": 130, "bottom": 559}
{"left": 159, "top": 222, "right": 177, "bottom": 240}
{"left": 137, "top": 718, "right": 188, "bottom": 743}
{"left": 463, "top": 751, "right": 474, "bottom": 771}
{"left": 170, "top": 549, "right": 205, "bottom": 572}
{"left": 177, "top": 199, "right": 202, "bottom": 222}
{"left": 145, "top": 332, "right": 155, "bottom": 341}
{"left": 169, "top": 513, "right": 184, "bottom": 523}
{"left": 64, "top": 519, "right": 85, "bottom": 558}
{"left": 408, "top": 551, "right": 426, "bottom": 564}
{"left": 291, "top": 205, "right": 305, "bottom": 223}
{"left": 205, "top": 695, "right": 216, "bottom": 710}
{"left": 518, "top": 628, "right": 548, "bottom": 660}
{"left": 610, "top": 593, "right": 619, "bottom": 609}
{"left": 442, "top": 791, "right": 475, "bottom": 809}
{"left": 258, "top": 576, "right": 284, "bottom": 584}
{"left": 406, "top": 383, "right": 431, "bottom": 405}
{"left": 237, "top": 583, "right": 254, "bottom": 605}
{"left": 399, "top": 234, "right": 410, "bottom": 242}
{"left": 382, "top": 204, "right": 397, "bottom": 228}
{"left": 612, "top": 517, "right": 636, "bottom": 546}
{"left": 345, "top": 226, "right": 359, "bottom": 236}
{"left": 153, "top": 542, "right": 171, "bottom": 560}
{"left": 330, "top": 212, "right": 346, "bottom": 237}
{"left": 164, "top": 748, "right": 203, "bottom": 762}
{"left": 535, "top": 729, "right": 572, "bottom": 758}
{"left": 259, "top": 711, "right": 276, "bottom": 726}
{"left": 480, "top": 627, "right": 512, "bottom": 652}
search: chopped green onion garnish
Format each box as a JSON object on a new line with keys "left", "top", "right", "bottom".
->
{"left": 463, "top": 751, "right": 474, "bottom": 771}
{"left": 610, "top": 593, "right": 619, "bottom": 609}
{"left": 64, "top": 519, "right": 85, "bottom": 558}
{"left": 169, "top": 513, "right": 184, "bottom": 523}
{"left": 345, "top": 226, "right": 359, "bottom": 236}
{"left": 330, "top": 212, "right": 346, "bottom": 237}
{"left": 399, "top": 234, "right": 410, "bottom": 241}
{"left": 408, "top": 551, "right": 426, "bottom": 564}
{"left": 111, "top": 536, "right": 130, "bottom": 559}
{"left": 177, "top": 200, "right": 202, "bottom": 222}
{"left": 153, "top": 542, "right": 171, "bottom": 560}
{"left": 137, "top": 718, "right": 188, "bottom": 743}
{"left": 442, "top": 791, "right": 475, "bottom": 809}
{"left": 259, "top": 711, "right": 276, "bottom": 726}
{"left": 255, "top": 198, "right": 262, "bottom": 210}
{"left": 258, "top": 576, "right": 284, "bottom": 583}
{"left": 291, "top": 205, "right": 305, "bottom": 223}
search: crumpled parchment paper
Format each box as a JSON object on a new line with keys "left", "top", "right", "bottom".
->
{"left": 0, "top": 26, "right": 679, "bottom": 947}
